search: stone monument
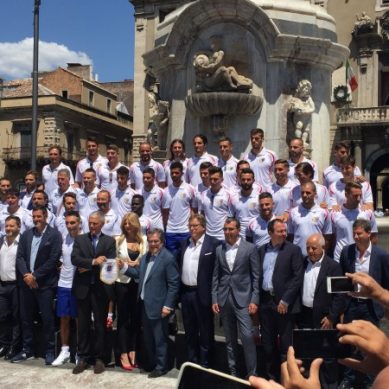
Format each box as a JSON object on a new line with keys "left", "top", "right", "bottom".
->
{"left": 132, "top": 0, "right": 349, "bottom": 171}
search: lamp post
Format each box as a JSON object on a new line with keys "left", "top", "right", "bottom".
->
{"left": 31, "top": 0, "right": 41, "bottom": 170}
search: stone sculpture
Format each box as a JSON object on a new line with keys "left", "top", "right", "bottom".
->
{"left": 352, "top": 12, "right": 374, "bottom": 36}
{"left": 288, "top": 79, "right": 315, "bottom": 148}
{"left": 193, "top": 36, "right": 253, "bottom": 93}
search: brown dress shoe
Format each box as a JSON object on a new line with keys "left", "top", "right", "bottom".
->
{"left": 72, "top": 360, "right": 89, "bottom": 374}
{"left": 94, "top": 359, "right": 105, "bottom": 374}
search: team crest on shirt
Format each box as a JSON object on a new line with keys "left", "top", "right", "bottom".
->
{"left": 180, "top": 192, "right": 186, "bottom": 199}
{"left": 311, "top": 216, "right": 319, "bottom": 224}
{"left": 228, "top": 165, "right": 234, "bottom": 171}
{"left": 249, "top": 201, "right": 257, "bottom": 210}
{"left": 124, "top": 197, "right": 130, "bottom": 204}
{"left": 260, "top": 158, "right": 265, "bottom": 162}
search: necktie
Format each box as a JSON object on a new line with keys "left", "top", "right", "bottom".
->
{"left": 91, "top": 235, "right": 97, "bottom": 255}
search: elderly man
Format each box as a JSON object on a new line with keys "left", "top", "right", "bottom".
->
{"left": 212, "top": 217, "right": 259, "bottom": 378}
{"left": 119, "top": 229, "right": 180, "bottom": 378}
{"left": 71, "top": 211, "right": 116, "bottom": 374}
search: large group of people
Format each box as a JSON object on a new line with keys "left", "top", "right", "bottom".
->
{"left": 0, "top": 131, "right": 388, "bottom": 389}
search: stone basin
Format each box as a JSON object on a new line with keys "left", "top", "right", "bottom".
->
{"left": 185, "top": 92, "right": 263, "bottom": 117}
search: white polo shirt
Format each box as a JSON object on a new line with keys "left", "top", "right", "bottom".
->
{"left": 24, "top": 209, "right": 56, "bottom": 230}
{"left": 241, "top": 147, "right": 277, "bottom": 188}
{"left": 101, "top": 208, "right": 122, "bottom": 237}
{"left": 55, "top": 214, "right": 88, "bottom": 239}
{"left": 288, "top": 204, "right": 332, "bottom": 256}
{"left": 230, "top": 187, "right": 262, "bottom": 238}
{"left": 199, "top": 187, "right": 233, "bottom": 240}
{"left": 58, "top": 234, "right": 76, "bottom": 288}
{"left": 139, "top": 214, "right": 152, "bottom": 236}
{"left": 0, "top": 207, "right": 28, "bottom": 235}
{"left": 49, "top": 186, "right": 77, "bottom": 216}
{"left": 287, "top": 157, "right": 319, "bottom": 184}
{"left": 0, "top": 235, "right": 20, "bottom": 281}
{"left": 162, "top": 182, "right": 195, "bottom": 234}
{"left": 163, "top": 159, "right": 189, "bottom": 186}
{"left": 110, "top": 186, "right": 136, "bottom": 218}
{"left": 75, "top": 154, "right": 108, "bottom": 184}
{"left": 323, "top": 164, "right": 361, "bottom": 188}
{"left": 76, "top": 187, "right": 100, "bottom": 220}
{"left": 290, "top": 183, "right": 331, "bottom": 209}
{"left": 130, "top": 159, "right": 166, "bottom": 191}
{"left": 266, "top": 180, "right": 297, "bottom": 216}
{"left": 140, "top": 185, "right": 164, "bottom": 230}
{"left": 331, "top": 206, "right": 378, "bottom": 262}
{"left": 218, "top": 155, "right": 239, "bottom": 189}
{"left": 329, "top": 180, "right": 373, "bottom": 208}
{"left": 42, "top": 162, "right": 74, "bottom": 194}
{"left": 246, "top": 214, "right": 275, "bottom": 248}
{"left": 186, "top": 152, "right": 218, "bottom": 187}
{"left": 97, "top": 161, "right": 127, "bottom": 191}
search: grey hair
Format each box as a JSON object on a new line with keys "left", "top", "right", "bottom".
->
{"left": 89, "top": 210, "right": 105, "bottom": 224}
{"left": 57, "top": 168, "right": 70, "bottom": 178}
{"left": 147, "top": 228, "right": 165, "bottom": 243}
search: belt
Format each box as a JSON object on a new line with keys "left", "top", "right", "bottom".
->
{"left": 351, "top": 297, "right": 370, "bottom": 303}
{"left": 262, "top": 289, "right": 275, "bottom": 298}
{"left": 0, "top": 280, "right": 17, "bottom": 286}
{"left": 182, "top": 284, "right": 197, "bottom": 290}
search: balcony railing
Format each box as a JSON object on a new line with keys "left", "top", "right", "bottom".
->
{"left": 1, "top": 146, "right": 84, "bottom": 164}
{"left": 337, "top": 106, "right": 389, "bottom": 126}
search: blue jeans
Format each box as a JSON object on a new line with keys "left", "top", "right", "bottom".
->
{"left": 165, "top": 232, "right": 190, "bottom": 257}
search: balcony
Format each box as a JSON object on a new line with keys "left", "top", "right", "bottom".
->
{"left": 337, "top": 106, "right": 389, "bottom": 127}
{"left": 1, "top": 146, "right": 84, "bottom": 167}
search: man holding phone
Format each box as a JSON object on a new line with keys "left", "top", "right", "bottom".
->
{"left": 339, "top": 219, "right": 389, "bottom": 389}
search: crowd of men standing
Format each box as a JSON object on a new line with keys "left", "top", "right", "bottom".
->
{"left": 0, "top": 130, "right": 388, "bottom": 389}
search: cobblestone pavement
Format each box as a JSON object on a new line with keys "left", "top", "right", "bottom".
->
{"left": 0, "top": 359, "right": 178, "bottom": 389}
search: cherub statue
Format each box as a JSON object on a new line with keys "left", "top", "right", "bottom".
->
{"left": 193, "top": 35, "right": 253, "bottom": 92}
{"left": 288, "top": 80, "right": 315, "bottom": 148}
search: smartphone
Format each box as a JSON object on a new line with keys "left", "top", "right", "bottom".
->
{"left": 176, "top": 362, "right": 251, "bottom": 389}
{"left": 327, "top": 276, "right": 357, "bottom": 293}
{"left": 293, "top": 329, "right": 352, "bottom": 360}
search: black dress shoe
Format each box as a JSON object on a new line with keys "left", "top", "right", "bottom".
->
{"left": 148, "top": 369, "right": 167, "bottom": 378}
{"left": 72, "top": 360, "right": 89, "bottom": 374}
{"left": 4, "top": 347, "right": 18, "bottom": 361}
{"left": 0, "top": 345, "right": 9, "bottom": 358}
{"left": 94, "top": 359, "right": 105, "bottom": 374}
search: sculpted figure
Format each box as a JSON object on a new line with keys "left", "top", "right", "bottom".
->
{"left": 193, "top": 36, "right": 252, "bottom": 92}
{"left": 288, "top": 80, "right": 315, "bottom": 148}
{"left": 352, "top": 12, "right": 374, "bottom": 35}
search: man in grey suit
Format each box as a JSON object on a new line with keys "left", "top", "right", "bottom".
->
{"left": 118, "top": 228, "right": 180, "bottom": 378}
{"left": 212, "top": 217, "right": 260, "bottom": 378}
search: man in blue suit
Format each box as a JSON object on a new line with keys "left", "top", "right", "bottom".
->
{"left": 13, "top": 205, "right": 62, "bottom": 364}
{"left": 118, "top": 228, "right": 180, "bottom": 378}
{"left": 339, "top": 219, "right": 389, "bottom": 389}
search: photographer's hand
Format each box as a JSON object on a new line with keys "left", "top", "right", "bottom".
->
{"left": 337, "top": 320, "right": 389, "bottom": 375}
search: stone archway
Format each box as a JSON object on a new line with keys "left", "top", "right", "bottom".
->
{"left": 366, "top": 151, "right": 389, "bottom": 209}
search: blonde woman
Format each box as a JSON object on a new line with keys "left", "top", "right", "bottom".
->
{"left": 116, "top": 212, "right": 147, "bottom": 370}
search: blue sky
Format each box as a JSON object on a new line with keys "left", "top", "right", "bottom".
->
{"left": 0, "top": 0, "right": 135, "bottom": 82}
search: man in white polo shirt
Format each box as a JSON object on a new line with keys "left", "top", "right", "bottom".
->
{"left": 331, "top": 182, "right": 377, "bottom": 262}
{"left": 241, "top": 128, "right": 277, "bottom": 188}
{"left": 162, "top": 161, "right": 196, "bottom": 255}
{"left": 76, "top": 168, "right": 99, "bottom": 220}
{"left": 218, "top": 137, "right": 238, "bottom": 189}
{"left": 42, "top": 145, "right": 74, "bottom": 195}
{"left": 140, "top": 168, "right": 164, "bottom": 230}
{"left": 199, "top": 166, "right": 233, "bottom": 241}
{"left": 186, "top": 134, "right": 218, "bottom": 187}
{"left": 288, "top": 181, "right": 332, "bottom": 257}
{"left": 49, "top": 169, "right": 76, "bottom": 216}
{"left": 130, "top": 142, "right": 166, "bottom": 191}
{"left": 96, "top": 190, "right": 121, "bottom": 237}
{"left": 230, "top": 168, "right": 262, "bottom": 238}
{"left": 110, "top": 166, "right": 136, "bottom": 218}
{"left": 75, "top": 136, "right": 108, "bottom": 188}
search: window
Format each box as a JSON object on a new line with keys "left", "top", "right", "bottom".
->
{"left": 107, "top": 99, "right": 112, "bottom": 112}
{"left": 62, "top": 90, "right": 68, "bottom": 99}
{"left": 89, "top": 91, "right": 94, "bottom": 106}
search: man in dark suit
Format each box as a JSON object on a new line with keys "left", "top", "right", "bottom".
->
{"left": 119, "top": 228, "right": 180, "bottom": 378}
{"left": 212, "top": 217, "right": 260, "bottom": 378}
{"left": 13, "top": 205, "right": 62, "bottom": 364}
{"left": 258, "top": 218, "right": 304, "bottom": 380}
{"left": 339, "top": 219, "right": 389, "bottom": 389}
{"left": 177, "top": 214, "right": 219, "bottom": 368}
{"left": 71, "top": 210, "right": 116, "bottom": 374}
{"left": 298, "top": 233, "right": 345, "bottom": 389}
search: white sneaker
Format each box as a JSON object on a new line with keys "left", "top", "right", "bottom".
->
{"left": 51, "top": 349, "right": 70, "bottom": 366}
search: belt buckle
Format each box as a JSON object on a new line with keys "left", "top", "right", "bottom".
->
{"left": 269, "top": 290, "right": 275, "bottom": 297}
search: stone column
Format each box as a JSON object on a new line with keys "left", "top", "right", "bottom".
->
{"left": 353, "top": 139, "right": 363, "bottom": 171}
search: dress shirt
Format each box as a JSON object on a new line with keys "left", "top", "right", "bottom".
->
{"left": 140, "top": 253, "right": 157, "bottom": 300}
{"left": 30, "top": 226, "right": 47, "bottom": 271}
{"left": 0, "top": 235, "right": 19, "bottom": 281}
{"left": 262, "top": 242, "right": 280, "bottom": 292}
{"left": 181, "top": 234, "right": 205, "bottom": 286}
{"left": 355, "top": 243, "right": 371, "bottom": 274}
{"left": 225, "top": 238, "right": 241, "bottom": 272}
{"left": 302, "top": 253, "right": 324, "bottom": 308}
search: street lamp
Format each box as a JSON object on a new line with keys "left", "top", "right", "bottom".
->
{"left": 31, "top": 0, "right": 41, "bottom": 170}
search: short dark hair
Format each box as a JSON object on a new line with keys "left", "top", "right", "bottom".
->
{"left": 32, "top": 189, "right": 49, "bottom": 202}
{"left": 147, "top": 228, "right": 165, "bottom": 243}
{"left": 250, "top": 128, "right": 264, "bottom": 137}
{"left": 63, "top": 192, "right": 77, "bottom": 203}
{"left": 143, "top": 167, "right": 155, "bottom": 177}
{"left": 339, "top": 155, "right": 356, "bottom": 167}
{"left": 268, "top": 218, "right": 285, "bottom": 233}
{"left": 208, "top": 166, "right": 223, "bottom": 177}
{"left": 117, "top": 166, "right": 130, "bottom": 177}
{"left": 224, "top": 217, "right": 240, "bottom": 230}
{"left": 170, "top": 161, "right": 184, "bottom": 172}
{"left": 64, "top": 210, "right": 81, "bottom": 220}
{"left": 295, "top": 162, "right": 314, "bottom": 179}
{"left": 274, "top": 159, "right": 289, "bottom": 168}
{"left": 218, "top": 136, "right": 232, "bottom": 144}
{"left": 193, "top": 134, "right": 208, "bottom": 145}
{"left": 107, "top": 144, "right": 119, "bottom": 152}
{"left": 7, "top": 189, "right": 20, "bottom": 197}
{"left": 86, "top": 136, "right": 98, "bottom": 144}
{"left": 5, "top": 215, "right": 21, "bottom": 227}
{"left": 132, "top": 194, "right": 144, "bottom": 205}
{"left": 83, "top": 168, "right": 96, "bottom": 176}
{"left": 25, "top": 170, "right": 39, "bottom": 179}
{"left": 334, "top": 142, "right": 350, "bottom": 151}
{"left": 199, "top": 161, "right": 212, "bottom": 171}
{"left": 48, "top": 145, "right": 62, "bottom": 154}
{"left": 240, "top": 167, "right": 254, "bottom": 178}
{"left": 32, "top": 205, "right": 48, "bottom": 216}
{"left": 237, "top": 160, "right": 250, "bottom": 170}
{"left": 259, "top": 192, "right": 273, "bottom": 201}
{"left": 353, "top": 219, "right": 371, "bottom": 233}
{"left": 345, "top": 181, "right": 362, "bottom": 194}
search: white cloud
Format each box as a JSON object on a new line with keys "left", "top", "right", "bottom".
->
{"left": 0, "top": 37, "right": 92, "bottom": 79}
